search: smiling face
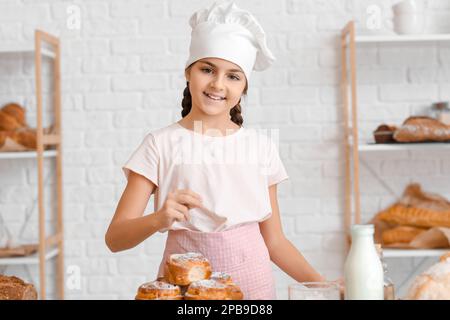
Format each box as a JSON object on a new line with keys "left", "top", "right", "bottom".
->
{"left": 185, "top": 57, "right": 248, "bottom": 119}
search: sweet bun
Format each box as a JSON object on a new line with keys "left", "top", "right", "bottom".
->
{"left": 210, "top": 272, "right": 233, "bottom": 285}
{"left": 164, "top": 252, "right": 212, "bottom": 286}
{"left": 135, "top": 280, "right": 182, "bottom": 300}
{"left": 184, "top": 279, "right": 231, "bottom": 300}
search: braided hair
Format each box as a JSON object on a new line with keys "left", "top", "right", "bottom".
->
{"left": 181, "top": 81, "right": 248, "bottom": 127}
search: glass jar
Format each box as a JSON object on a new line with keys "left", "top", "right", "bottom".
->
{"left": 431, "top": 101, "right": 450, "bottom": 125}
{"left": 375, "top": 244, "right": 396, "bottom": 300}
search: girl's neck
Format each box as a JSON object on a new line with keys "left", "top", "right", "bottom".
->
{"left": 178, "top": 113, "right": 240, "bottom": 136}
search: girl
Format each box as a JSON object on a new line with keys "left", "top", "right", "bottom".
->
{"left": 106, "top": 1, "right": 332, "bottom": 299}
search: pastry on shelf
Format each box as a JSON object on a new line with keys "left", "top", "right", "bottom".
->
{"left": 135, "top": 280, "right": 182, "bottom": 300}
{"left": 393, "top": 116, "right": 450, "bottom": 143}
{"left": 164, "top": 252, "right": 212, "bottom": 286}
{"left": 373, "top": 124, "right": 397, "bottom": 144}
{"left": 0, "top": 243, "right": 38, "bottom": 258}
{"left": 0, "top": 103, "right": 26, "bottom": 131}
{"left": 0, "top": 275, "right": 37, "bottom": 300}
{"left": 377, "top": 204, "right": 450, "bottom": 228}
{"left": 377, "top": 184, "right": 450, "bottom": 228}
{"left": 382, "top": 226, "right": 428, "bottom": 245}
{"left": 406, "top": 252, "right": 450, "bottom": 300}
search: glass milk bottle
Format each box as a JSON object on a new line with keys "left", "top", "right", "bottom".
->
{"left": 344, "top": 224, "right": 384, "bottom": 300}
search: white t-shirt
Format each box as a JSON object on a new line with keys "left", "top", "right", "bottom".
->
{"left": 122, "top": 122, "right": 289, "bottom": 233}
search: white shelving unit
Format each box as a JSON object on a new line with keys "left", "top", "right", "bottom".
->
{"left": 383, "top": 248, "right": 449, "bottom": 258}
{"left": 341, "top": 22, "right": 450, "bottom": 298}
{"left": 0, "top": 150, "right": 57, "bottom": 160}
{"left": 355, "top": 33, "right": 450, "bottom": 43}
{"left": 341, "top": 21, "right": 450, "bottom": 260}
{"left": 0, "top": 46, "right": 55, "bottom": 59}
{"left": 0, "top": 248, "right": 59, "bottom": 266}
{"left": 0, "top": 30, "right": 63, "bottom": 300}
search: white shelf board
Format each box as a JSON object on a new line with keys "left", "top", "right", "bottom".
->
{"left": 0, "top": 150, "right": 57, "bottom": 160}
{"left": 0, "top": 44, "right": 55, "bottom": 59}
{"left": 383, "top": 248, "right": 449, "bottom": 258}
{"left": 355, "top": 33, "right": 450, "bottom": 43}
{"left": 0, "top": 248, "right": 59, "bottom": 265}
{"left": 355, "top": 142, "right": 450, "bottom": 152}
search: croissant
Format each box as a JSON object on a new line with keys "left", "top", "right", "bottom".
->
{"left": 382, "top": 226, "right": 427, "bottom": 245}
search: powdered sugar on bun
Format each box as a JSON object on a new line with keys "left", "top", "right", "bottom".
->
{"left": 211, "top": 272, "right": 232, "bottom": 283}
{"left": 189, "top": 279, "right": 227, "bottom": 289}
{"left": 140, "top": 280, "right": 179, "bottom": 291}
{"left": 170, "top": 252, "right": 209, "bottom": 266}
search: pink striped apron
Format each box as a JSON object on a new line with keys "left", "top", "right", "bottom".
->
{"left": 157, "top": 223, "right": 276, "bottom": 300}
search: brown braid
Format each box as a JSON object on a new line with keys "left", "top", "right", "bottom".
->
{"left": 181, "top": 81, "right": 247, "bottom": 127}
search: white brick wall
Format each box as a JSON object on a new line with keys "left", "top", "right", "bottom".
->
{"left": 1, "top": 0, "right": 450, "bottom": 300}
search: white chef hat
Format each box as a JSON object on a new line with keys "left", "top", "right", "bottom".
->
{"left": 185, "top": 0, "right": 275, "bottom": 82}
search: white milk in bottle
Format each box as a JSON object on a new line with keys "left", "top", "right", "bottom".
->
{"left": 344, "top": 224, "right": 384, "bottom": 300}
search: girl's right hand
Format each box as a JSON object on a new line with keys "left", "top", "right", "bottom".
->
{"left": 154, "top": 189, "right": 203, "bottom": 230}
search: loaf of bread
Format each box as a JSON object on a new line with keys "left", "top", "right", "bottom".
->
{"left": 377, "top": 184, "right": 450, "bottom": 228}
{"left": 406, "top": 253, "right": 450, "bottom": 300}
{"left": 378, "top": 204, "right": 450, "bottom": 228}
{"left": 0, "top": 275, "right": 37, "bottom": 300}
{"left": 393, "top": 116, "right": 450, "bottom": 142}
{"left": 382, "top": 226, "right": 427, "bottom": 245}
{"left": 135, "top": 280, "right": 182, "bottom": 300}
{"left": 164, "top": 252, "right": 212, "bottom": 286}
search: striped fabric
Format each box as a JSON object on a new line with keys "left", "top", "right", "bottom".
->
{"left": 157, "top": 223, "right": 276, "bottom": 300}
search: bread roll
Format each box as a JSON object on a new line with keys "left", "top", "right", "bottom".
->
{"left": 210, "top": 272, "right": 243, "bottom": 300}
{"left": 406, "top": 253, "right": 450, "bottom": 300}
{"left": 0, "top": 275, "right": 37, "bottom": 300}
{"left": 184, "top": 279, "right": 231, "bottom": 300}
{"left": 135, "top": 280, "right": 182, "bottom": 300}
{"left": 1, "top": 103, "right": 26, "bottom": 127}
{"left": 0, "top": 112, "right": 22, "bottom": 131}
{"left": 378, "top": 204, "right": 450, "bottom": 228}
{"left": 164, "top": 252, "right": 212, "bottom": 286}
{"left": 382, "top": 226, "right": 427, "bottom": 245}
